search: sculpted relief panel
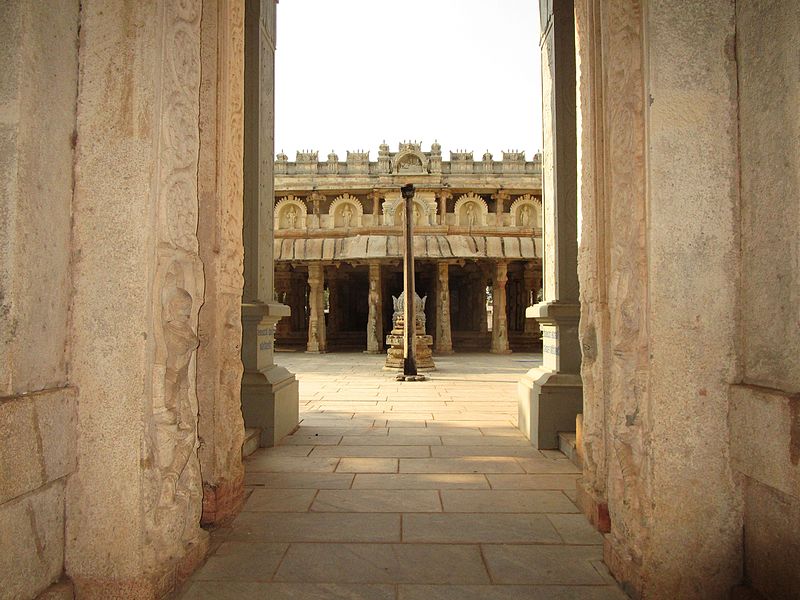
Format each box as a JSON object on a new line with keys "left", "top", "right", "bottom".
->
{"left": 454, "top": 193, "right": 489, "bottom": 227}
{"left": 510, "top": 195, "right": 542, "bottom": 228}
{"left": 275, "top": 196, "right": 308, "bottom": 230}
{"left": 145, "top": 0, "right": 205, "bottom": 566}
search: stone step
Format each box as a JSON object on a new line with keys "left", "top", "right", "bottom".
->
{"left": 558, "top": 431, "right": 581, "bottom": 468}
{"left": 242, "top": 428, "right": 261, "bottom": 458}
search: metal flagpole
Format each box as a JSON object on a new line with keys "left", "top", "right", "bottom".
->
{"left": 401, "top": 183, "right": 417, "bottom": 377}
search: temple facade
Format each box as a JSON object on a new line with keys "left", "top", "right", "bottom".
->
{"left": 273, "top": 142, "right": 543, "bottom": 354}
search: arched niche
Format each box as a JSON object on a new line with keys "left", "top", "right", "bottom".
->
{"left": 383, "top": 196, "right": 435, "bottom": 227}
{"left": 453, "top": 193, "right": 489, "bottom": 227}
{"left": 275, "top": 196, "right": 308, "bottom": 230}
{"left": 510, "top": 194, "right": 542, "bottom": 228}
{"left": 328, "top": 194, "right": 363, "bottom": 229}
{"left": 393, "top": 149, "right": 429, "bottom": 174}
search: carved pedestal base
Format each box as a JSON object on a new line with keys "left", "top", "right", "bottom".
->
{"left": 384, "top": 315, "right": 435, "bottom": 371}
{"left": 518, "top": 368, "right": 582, "bottom": 449}
{"left": 241, "top": 303, "right": 299, "bottom": 447}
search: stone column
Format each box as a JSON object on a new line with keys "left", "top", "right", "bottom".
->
{"left": 196, "top": 0, "right": 247, "bottom": 527}
{"left": 478, "top": 270, "right": 490, "bottom": 334}
{"left": 493, "top": 190, "right": 509, "bottom": 226}
{"left": 310, "top": 192, "right": 324, "bottom": 227}
{"left": 518, "top": 0, "right": 582, "bottom": 449}
{"left": 306, "top": 263, "right": 327, "bottom": 353}
{"left": 437, "top": 190, "right": 452, "bottom": 225}
{"left": 240, "top": 0, "right": 299, "bottom": 448}
{"left": 370, "top": 191, "right": 382, "bottom": 224}
{"left": 522, "top": 263, "right": 540, "bottom": 336}
{"left": 491, "top": 261, "right": 512, "bottom": 354}
{"left": 434, "top": 262, "right": 454, "bottom": 354}
{"left": 67, "top": 0, "right": 208, "bottom": 593}
{"left": 366, "top": 262, "right": 383, "bottom": 353}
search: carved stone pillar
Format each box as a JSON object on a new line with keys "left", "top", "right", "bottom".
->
{"left": 493, "top": 190, "right": 509, "bottom": 227}
{"left": 491, "top": 261, "right": 512, "bottom": 354}
{"left": 274, "top": 266, "right": 292, "bottom": 340}
{"left": 196, "top": 0, "right": 247, "bottom": 527}
{"left": 434, "top": 262, "right": 453, "bottom": 354}
{"left": 437, "top": 190, "right": 452, "bottom": 225}
{"left": 310, "top": 192, "right": 324, "bottom": 228}
{"left": 240, "top": 0, "right": 298, "bottom": 449}
{"left": 67, "top": 0, "right": 209, "bottom": 592}
{"left": 478, "top": 270, "right": 489, "bottom": 334}
{"left": 370, "top": 191, "right": 382, "bottom": 224}
{"left": 518, "top": 0, "right": 582, "bottom": 449}
{"left": 366, "top": 262, "right": 383, "bottom": 353}
{"left": 522, "top": 262, "right": 540, "bottom": 336}
{"left": 306, "top": 263, "right": 327, "bottom": 353}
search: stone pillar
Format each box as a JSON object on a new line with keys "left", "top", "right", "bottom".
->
{"left": 240, "top": 0, "right": 299, "bottom": 449}
{"left": 434, "top": 262, "right": 454, "bottom": 354}
{"left": 491, "top": 261, "right": 512, "bottom": 354}
{"left": 196, "top": 0, "right": 247, "bottom": 526}
{"left": 437, "top": 190, "right": 452, "bottom": 225}
{"left": 274, "top": 266, "right": 292, "bottom": 340}
{"left": 366, "top": 262, "right": 383, "bottom": 353}
{"left": 67, "top": 0, "right": 208, "bottom": 594}
{"left": 370, "top": 191, "right": 382, "bottom": 223}
{"left": 493, "top": 190, "right": 509, "bottom": 226}
{"left": 518, "top": 0, "right": 582, "bottom": 449}
{"left": 522, "top": 263, "right": 540, "bottom": 336}
{"left": 306, "top": 263, "right": 327, "bottom": 353}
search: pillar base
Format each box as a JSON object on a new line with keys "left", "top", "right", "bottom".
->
{"left": 518, "top": 367, "right": 582, "bottom": 449}
{"left": 241, "top": 365, "right": 299, "bottom": 447}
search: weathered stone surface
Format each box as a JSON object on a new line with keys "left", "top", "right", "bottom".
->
{"left": 0, "top": 480, "right": 66, "bottom": 600}
{"left": 196, "top": 0, "right": 246, "bottom": 526}
{"left": 742, "top": 477, "right": 800, "bottom": 600}
{"left": 0, "top": 0, "right": 78, "bottom": 397}
{"left": 0, "top": 388, "right": 76, "bottom": 504}
{"left": 738, "top": 0, "right": 800, "bottom": 393}
{"left": 66, "top": 0, "right": 207, "bottom": 593}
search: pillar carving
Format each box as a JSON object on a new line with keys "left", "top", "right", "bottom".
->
{"left": 196, "top": 0, "right": 247, "bottom": 527}
{"left": 434, "top": 262, "right": 454, "bottom": 354}
{"left": 67, "top": 0, "right": 208, "bottom": 593}
{"left": 366, "top": 262, "right": 383, "bottom": 353}
{"left": 307, "top": 263, "right": 327, "bottom": 353}
{"left": 491, "top": 261, "right": 512, "bottom": 354}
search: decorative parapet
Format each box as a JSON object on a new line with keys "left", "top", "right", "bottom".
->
{"left": 502, "top": 150, "right": 526, "bottom": 173}
{"left": 346, "top": 150, "right": 370, "bottom": 174}
{"left": 275, "top": 142, "right": 542, "bottom": 177}
{"left": 295, "top": 150, "right": 318, "bottom": 174}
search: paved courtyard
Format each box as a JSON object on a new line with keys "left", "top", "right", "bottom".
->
{"left": 178, "top": 352, "right": 628, "bottom": 599}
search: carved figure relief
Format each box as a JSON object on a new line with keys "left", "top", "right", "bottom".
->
{"left": 454, "top": 193, "right": 488, "bottom": 227}
{"left": 329, "top": 194, "right": 363, "bottom": 229}
{"left": 275, "top": 196, "right": 308, "bottom": 230}
{"left": 510, "top": 195, "right": 542, "bottom": 228}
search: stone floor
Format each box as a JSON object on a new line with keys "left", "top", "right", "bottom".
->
{"left": 177, "top": 352, "right": 628, "bottom": 600}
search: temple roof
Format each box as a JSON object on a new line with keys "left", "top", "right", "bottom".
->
{"left": 275, "top": 234, "right": 540, "bottom": 262}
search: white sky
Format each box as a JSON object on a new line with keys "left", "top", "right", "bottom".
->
{"left": 275, "top": 0, "right": 542, "bottom": 161}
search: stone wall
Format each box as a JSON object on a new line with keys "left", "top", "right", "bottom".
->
{"left": 734, "top": 1, "right": 800, "bottom": 597}
{"left": 0, "top": 2, "right": 80, "bottom": 598}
